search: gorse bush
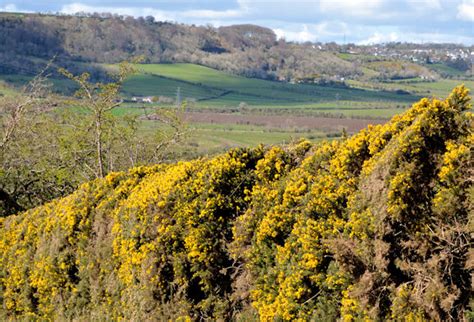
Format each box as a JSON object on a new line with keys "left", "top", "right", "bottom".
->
{"left": 1, "top": 86, "right": 472, "bottom": 320}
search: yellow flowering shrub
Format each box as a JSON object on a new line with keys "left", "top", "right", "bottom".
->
{"left": 341, "top": 85, "right": 472, "bottom": 321}
{"left": 0, "top": 86, "right": 472, "bottom": 320}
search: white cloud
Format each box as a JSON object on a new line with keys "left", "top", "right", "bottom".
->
{"left": 0, "top": 3, "right": 18, "bottom": 12}
{"left": 407, "top": 0, "right": 442, "bottom": 10}
{"left": 319, "top": 0, "right": 384, "bottom": 17}
{"left": 181, "top": 9, "right": 245, "bottom": 20}
{"left": 273, "top": 21, "right": 351, "bottom": 43}
{"left": 0, "top": 3, "right": 32, "bottom": 13}
{"left": 314, "top": 21, "right": 349, "bottom": 37}
{"left": 358, "top": 32, "right": 400, "bottom": 44}
{"left": 457, "top": 0, "right": 474, "bottom": 21}
{"left": 360, "top": 30, "right": 474, "bottom": 44}
{"left": 274, "top": 24, "right": 317, "bottom": 42}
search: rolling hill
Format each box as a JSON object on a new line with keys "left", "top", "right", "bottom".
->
{"left": 123, "top": 63, "right": 421, "bottom": 106}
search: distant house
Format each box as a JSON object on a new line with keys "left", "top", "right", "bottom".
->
{"left": 131, "top": 96, "right": 154, "bottom": 103}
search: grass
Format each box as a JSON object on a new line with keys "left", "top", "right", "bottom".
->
{"left": 337, "top": 53, "right": 381, "bottom": 62}
{"left": 128, "top": 118, "right": 332, "bottom": 157}
{"left": 427, "top": 63, "right": 467, "bottom": 77}
{"left": 117, "top": 62, "right": 427, "bottom": 119}
{"left": 123, "top": 73, "right": 224, "bottom": 99}
{"left": 0, "top": 63, "right": 430, "bottom": 120}
{"left": 126, "top": 63, "right": 420, "bottom": 106}
{"left": 185, "top": 122, "right": 330, "bottom": 154}
{"left": 0, "top": 81, "right": 19, "bottom": 97}
{"left": 115, "top": 62, "right": 423, "bottom": 121}
{"left": 1, "top": 61, "right": 469, "bottom": 157}
{"left": 1, "top": 62, "right": 468, "bottom": 124}
{"left": 408, "top": 79, "right": 474, "bottom": 97}
{"left": 109, "top": 107, "right": 334, "bottom": 155}
{"left": 0, "top": 74, "right": 78, "bottom": 94}
{"left": 348, "top": 79, "right": 472, "bottom": 99}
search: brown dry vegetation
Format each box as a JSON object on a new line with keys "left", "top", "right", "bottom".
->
{"left": 184, "top": 111, "right": 385, "bottom": 133}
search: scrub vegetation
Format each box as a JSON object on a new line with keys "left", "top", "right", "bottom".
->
{"left": 1, "top": 86, "right": 472, "bottom": 320}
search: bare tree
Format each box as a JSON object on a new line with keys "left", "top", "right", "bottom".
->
{"left": 59, "top": 61, "right": 135, "bottom": 178}
{"left": 0, "top": 63, "right": 54, "bottom": 152}
{"left": 0, "top": 62, "right": 56, "bottom": 215}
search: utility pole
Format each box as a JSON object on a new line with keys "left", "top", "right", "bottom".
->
{"left": 176, "top": 86, "right": 181, "bottom": 107}
{"left": 471, "top": 52, "right": 474, "bottom": 78}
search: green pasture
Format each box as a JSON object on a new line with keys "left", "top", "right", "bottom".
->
{"left": 125, "top": 63, "right": 420, "bottom": 106}
{"left": 1, "top": 63, "right": 468, "bottom": 121}
{"left": 185, "top": 122, "right": 330, "bottom": 154}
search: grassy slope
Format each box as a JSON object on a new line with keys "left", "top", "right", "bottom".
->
{"left": 337, "top": 53, "right": 473, "bottom": 98}
{"left": 1, "top": 63, "right": 456, "bottom": 119}
{"left": 110, "top": 63, "right": 472, "bottom": 154}
{"left": 348, "top": 78, "right": 474, "bottom": 98}
{"left": 427, "top": 63, "right": 467, "bottom": 77}
{"left": 123, "top": 73, "right": 224, "bottom": 100}
{"left": 0, "top": 74, "right": 78, "bottom": 94}
{"left": 1, "top": 62, "right": 466, "bottom": 111}
{"left": 128, "top": 63, "right": 419, "bottom": 105}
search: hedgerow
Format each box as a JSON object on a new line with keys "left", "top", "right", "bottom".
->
{"left": 1, "top": 86, "right": 472, "bottom": 320}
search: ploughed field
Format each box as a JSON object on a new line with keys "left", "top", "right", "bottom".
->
{"left": 183, "top": 111, "right": 385, "bottom": 132}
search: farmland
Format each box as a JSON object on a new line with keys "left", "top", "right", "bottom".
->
{"left": 114, "top": 63, "right": 425, "bottom": 153}
{"left": 122, "top": 63, "right": 420, "bottom": 109}
{"left": 1, "top": 62, "right": 469, "bottom": 155}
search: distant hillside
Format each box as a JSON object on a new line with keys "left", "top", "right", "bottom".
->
{"left": 0, "top": 12, "right": 350, "bottom": 81}
{"left": 122, "top": 63, "right": 420, "bottom": 106}
{"left": 1, "top": 86, "right": 472, "bottom": 320}
{"left": 0, "top": 12, "right": 471, "bottom": 83}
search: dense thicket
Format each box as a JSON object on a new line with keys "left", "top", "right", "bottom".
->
{"left": 0, "top": 86, "right": 472, "bottom": 320}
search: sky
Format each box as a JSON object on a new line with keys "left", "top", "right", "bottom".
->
{"left": 1, "top": 0, "right": 473, "bottom": 45}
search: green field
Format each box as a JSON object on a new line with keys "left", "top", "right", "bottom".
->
{"left": 123, "top": 73, "right": 223, "bottom": 100}
{"left": 171, "top": 122, "right": 331, "bottom": 156}
{"left": 427, "top": 63, "right": 467, "bottom": 77}
{"left": 3, "top": 63, "right": 463, "bottom": 120}
{"left": 1, "top": 62, "right": 467, "bottom": 112}
{"left": 115, "top": 63, "right": 428, "bottom": 119}
{"left": 348, "top": 78, "right": 474, "bottom": 99}
{"left": 0, "top": 74, "right": 78, "bottom": 94}
{"left": 1, "top": 62, "right": 469, "bottom": 153}
{"left": 124, "top": 63, "right": 420, "bottom": 105}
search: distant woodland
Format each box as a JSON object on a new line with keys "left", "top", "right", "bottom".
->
{"left": 0, "top": 12, "right": 471, "bottom": 82}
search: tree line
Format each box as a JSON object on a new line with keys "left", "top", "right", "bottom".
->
{"left": 3, "top": 13, "right": 469, "bottom": 83}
